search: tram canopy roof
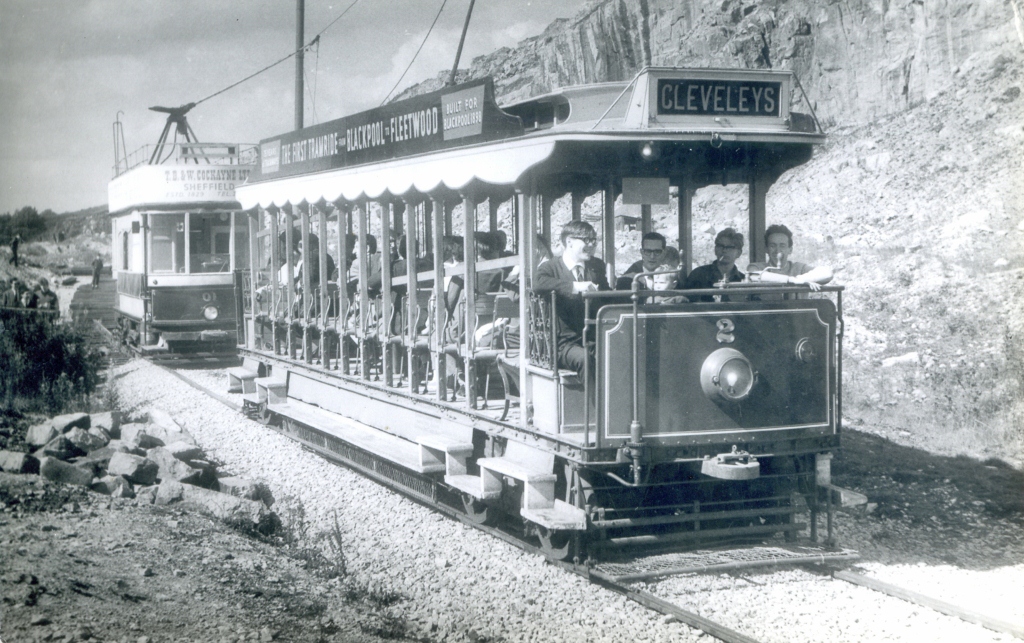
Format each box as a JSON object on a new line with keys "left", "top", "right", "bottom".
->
{"left": 236, "top": 68, "right": 824, "bottom": 210}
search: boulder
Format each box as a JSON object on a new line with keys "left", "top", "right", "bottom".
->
{"left": 145, "top": 447, "right": 202, "bottom": 485}
{"left": 91, "top": 475, "right": 135, "bottom": 499}
{"left": 38, "top": 457, "right": 93, "bottom": 487}
{"left": 184, "top": 459, "right": 219, "bottom": 489}
{"left": 0, "top": 451, "right": 39, "bottom": 474}
{"left": 106, "top": 439, "right": 145, "bottom": 456}
{"left": 145, "top": 408, "right": 181, "bottom": 432}
{"left": 75, "top": 444, "right": 130, "bottom": 476}
{"left": 180, "top": 484, "right": 279, "bottom": 535}
{"left": 106, "top": 452, "right": 158, "bottom": 485}
{"left": 120, "top": 423, "right": 164, "bottom": 450}
{"left": 159, "top": 429, "right": 197, "bottom": 446}
{"left": 65, "top": 427, "right": 108, "bottom": 454}
{"left": 217, "top": 476, "right": 273, "bottom": 506}
{"left": 38, "top": 436, "right": 82, "bottom": 461}
{"left": 50, "top": 413, "right": 90, "bottom": 433}
{"left": 135, "top": 485, "right": 158, "bottom": 505}
{"left": 90, "top": 411, "right": 121, "bottom": 439}
{"left": 166, "top": 441, "right": 204, "bottom": 462}
{"left": 25, "top": 424, "right": 58, "bottom": 448}
{"left": 87, "top": 426, "right": 112, "bottom": 444}
{"left": 154, "top": 479, "right": 186, "bottom": 506}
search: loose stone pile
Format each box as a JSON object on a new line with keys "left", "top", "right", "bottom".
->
{"left": 0, "top": 409, "right": 278, "bottom": 535}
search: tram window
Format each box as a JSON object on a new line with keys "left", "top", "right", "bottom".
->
{"left": 189, "top": 213, "right": 231, "bottom": 273}
{"left": 150, "top": 214, "right": 185, "bottom": 273}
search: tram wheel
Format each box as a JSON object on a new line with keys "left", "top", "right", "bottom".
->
{"left": 461, "top": 494, "right": 495, "bottom": 526}
{"left": 537, "top": 527, "right": 573, "bottom": 561}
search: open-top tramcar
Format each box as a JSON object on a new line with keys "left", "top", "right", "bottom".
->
{"left": 232, "top": 67, "right": 843, "bottom": 561}
{"left": 109, "top": 112, "right": 256, "bottom": 358}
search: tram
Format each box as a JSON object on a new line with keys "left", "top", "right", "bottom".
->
{"left": 232, "top": 68, "right": 843, "bottom": 560}
{"left": 109, "top": 106, "right": 255, "bottom": 357}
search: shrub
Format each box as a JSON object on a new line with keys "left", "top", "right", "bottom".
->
{"left": 0, "top": 310, "right": 101, "bottom": 413}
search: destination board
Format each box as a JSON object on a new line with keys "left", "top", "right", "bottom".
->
{"left": 251, "top": 78, "right": 523, "bottom": 182}
{"left": 656, "top": 78, "right": 782, "bottom": 117}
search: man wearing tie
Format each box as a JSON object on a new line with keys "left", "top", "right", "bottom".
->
{"left": 534, "top": 220, "right": 610, "bottom": 372}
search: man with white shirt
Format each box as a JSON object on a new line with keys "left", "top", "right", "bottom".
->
{"left": 747, "top": 224, "right": 833, "bottom": 299}
{"left": 534, "top": 220, "right": 610, "bottom": 372}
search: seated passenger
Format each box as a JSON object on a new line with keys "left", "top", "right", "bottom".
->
{"left": 682, "top": 228, "right": 745, "bottom": 302}
{"left": 533, "top": 221, "right": 610, "bottom": 373}
{"left": 348, "top": 233, "right": 381, "bottom": 298}
{"left": 386, "top": 235, "right": 435, "bottom": 296}
{"left": 746, "top": 224, "right": 833, "bottom": 299}
{"left": 615, "top": 232, "right": 666, "bottom": 290}
{"left": 662, "top": 246, "right": 681, "bottom": 270}
{"left": 652, "top": 267, "right": 688, "bottom": 304}
{"left": 474, "top": 231, "right": 504, "bottom": 295}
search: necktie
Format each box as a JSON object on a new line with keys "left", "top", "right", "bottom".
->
{"left": 573, "top": 266, "right": 584, "bottom": 282}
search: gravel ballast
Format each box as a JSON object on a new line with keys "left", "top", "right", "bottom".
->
{"left": 116, "top": 360, "right": 1024, "bottom": 642}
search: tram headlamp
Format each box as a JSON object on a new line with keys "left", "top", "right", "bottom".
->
{"left": 203, "top": 305, "right": 219, "bottom": 321}
{"left": 700, "top": 348, "right": 756, "bottom": 403}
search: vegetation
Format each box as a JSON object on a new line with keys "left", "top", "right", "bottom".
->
{"left": 0, "top": 206, "right": 50, "bottom": 243}
{"left": 0, "top": 310, "right": 102, "bottom": 413}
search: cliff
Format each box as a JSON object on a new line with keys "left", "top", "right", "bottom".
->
{"left": 402, "top": 0, "right": 1020, "bottom": 126}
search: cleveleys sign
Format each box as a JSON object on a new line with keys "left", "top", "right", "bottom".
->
{"left": 656, "top": 78, "right": 782, "bottom": 117}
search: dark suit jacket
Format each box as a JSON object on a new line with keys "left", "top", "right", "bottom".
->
{"left": 534, "top": 256, "right": 610, "bottom": 346}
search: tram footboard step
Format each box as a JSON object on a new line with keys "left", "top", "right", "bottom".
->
{"left": 227, "top": 367, "right": 258, "bottom": 394}
{"left": 522, "top": 500, "right": 587, "bottom": 531}
{"left": 267, "top": 398, "right": 445, "bottom": 475}
{"left": 254, "top": 377, "right": 287, "bottom": 404}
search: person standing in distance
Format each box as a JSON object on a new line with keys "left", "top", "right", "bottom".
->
{"left": 91, "top": 255, "right": 104, "bottom": 289}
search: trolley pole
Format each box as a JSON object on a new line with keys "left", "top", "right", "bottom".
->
{"left": 295, "top": 0, "right": 305, "bottom": 130}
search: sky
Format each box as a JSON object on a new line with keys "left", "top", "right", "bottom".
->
{"left": 0, "top": 0, "right": 590, "bottom": 215}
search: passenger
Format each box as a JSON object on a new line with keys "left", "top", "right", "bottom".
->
{"left": 347, "top": 233, "right": 381, "bottom": 298}
{"left": 296, "top": 236, "right": 336, "bottom": 292}
{"left": 491, "top": 234, "right": 553, "bottom": 350}
{"left": 662, "top": 246, "right": 681, "bottom": 270}
{"left": 3, "top": 279, "right": 22, "bottom": 307}
{"left": 474, "top": 232, "right": 504, "bottom": 294}
{"left": 681, "top": 228, "right": 745, "bottom": 302}
{"left": 534, "top": 221, "right": 610, "bottom": 373}
{"left": 36, "top": 278, "right": 59, "bottom": 311}
{"left": 616, "top": 232, "right": 666, "bottom": 290}
{"left": 652, "top": 266, "right": 689, "bottom": 304}
{"left": 383, "top": 235, "right": 435, "bottom": 296}
{"left": 746, "top": 224, "right": 833, "bottom": 299}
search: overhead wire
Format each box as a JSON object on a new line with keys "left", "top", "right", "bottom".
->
{"left": 193, "top": 0, "right": 360, "bottom": 108}
{"left": 380, "top": 0, "right": 449, "bottom": 106}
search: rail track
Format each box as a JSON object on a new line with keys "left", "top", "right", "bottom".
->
{"left": 146, "top": 359, "right": 1023, "bottom": 643}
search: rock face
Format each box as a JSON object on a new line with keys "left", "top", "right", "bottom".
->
{"left": 399, "top": 0, "right": 1019, "bottom": 127}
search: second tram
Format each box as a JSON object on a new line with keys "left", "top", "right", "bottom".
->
{"left": 109, "top": 116, "right": 256, "bottom": 358}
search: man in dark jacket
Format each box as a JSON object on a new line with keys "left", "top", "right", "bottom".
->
{"left": 533, "top": 220, "right": 610, "bottom": 372}
{"left": 9, "top": 234, "right": 20, "bottom": 267}
{"left": 681, "top": 228, "right": 745, "bottom": 302}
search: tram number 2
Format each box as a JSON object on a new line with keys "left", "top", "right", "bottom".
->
{"left": 716, "top": 319, "right": 736, "bottom": 344}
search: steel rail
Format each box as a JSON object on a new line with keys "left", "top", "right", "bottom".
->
{"left": 833, "top": 570, "right": 1024, "bottom": 640}
{"left": 147, "top": 359, "right": 776, "bottom": 643}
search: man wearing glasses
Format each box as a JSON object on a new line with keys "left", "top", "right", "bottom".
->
{"left": 534, "top": 220, "right": 610, "bottom": 372}
{"left": 615, "top": 232, "right": 668, "bottom": 290}
{"left": 681, "top": 228, "right": 746, "bottom": 302}
{"left": 747, "top": 224, "right": 833, "bottom": 299}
